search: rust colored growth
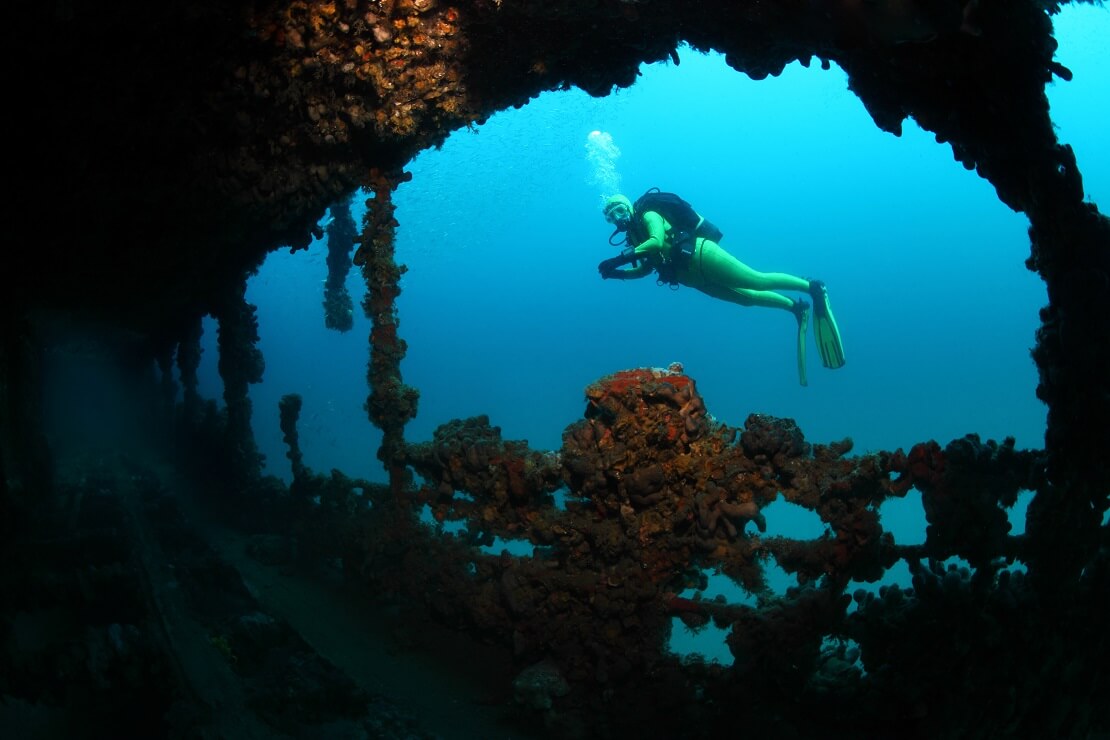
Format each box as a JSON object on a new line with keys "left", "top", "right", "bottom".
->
{"left": 403, "top": 415, "right": 562, "bottom": 509}
{"left": 725, "top": 585, "right": 846, "bottom": 677}
{"left": 248, "top": 0, "right": 474, "bottom": 142}
{"left": 587, "top": 367, "right": 692, "bottom": 397}
{"left": 566, "top": 370, "right": 914, "bottom": 590}
{"left": 768, "top": 448, "right": 905, "bottom": 584}
{"left": 563, "top": 367, "right": 718, "bottom": 515}
{"left": 565, "top": 369, "right": 776, "bottom": 551}
{"left": 739, "top": 413, "right": 810, "bottom": 465}
{"left": 914, "top": 435, "right": 1045, "bottom": 567}
{"left": 334, "top": 366, "right": 1079, "bottom": 737}
{"left": 676, "top": 482, "right": 766, "bottom": 545}
{"left": 767, "top": 505, "right": 890, "bottom": 587}
{"left": 583, "top": 367, "right": 709, "bottom": 444}
{"left": 369, "top": 321, "right": 397, "bottom": 346}
{"left": 360, "top": 169, "right": 419, "bottom": 467}
{"left": 890, "top": 439, "right": 947, "bottom": 496}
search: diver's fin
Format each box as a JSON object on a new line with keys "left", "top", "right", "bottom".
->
{"left": 793, "top": 298, "right": 810, "bottom": 387}
{"left": 808, "top": 280, "right": 846, "bottom": 370}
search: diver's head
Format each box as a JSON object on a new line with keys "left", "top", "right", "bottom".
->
{"left": 603, "top": 194, "right": 633, "bottom": 230}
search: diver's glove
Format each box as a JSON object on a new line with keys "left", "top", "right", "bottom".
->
{"left": 598, "top": 255, "right": 626, "bottom": 279}
{"left": 598, "top": 249, "right": 637, "bottom": 279}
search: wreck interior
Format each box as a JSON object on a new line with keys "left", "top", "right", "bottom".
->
{"left": 4, "top": 1, "right": 1109, "bottom": 738}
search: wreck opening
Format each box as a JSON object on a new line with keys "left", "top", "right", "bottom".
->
{"left": 183, "top": 31, "right": 1102, "bottom": 681}
{"left": 226, "top": 43, "right": 1075, "bottom": 489}
{"left": 4, "top": 1, "right": 1110, "bottom": 738}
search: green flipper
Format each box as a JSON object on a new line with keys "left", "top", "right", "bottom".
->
{"left": 793, "top": 299, "right": 810, "bottom": 387}
{"left": 809, "top": 280, "right": 845, "bottom": 369}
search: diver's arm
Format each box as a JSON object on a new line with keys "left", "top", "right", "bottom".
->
{"left": 607, "top": 261, "right": 654, "bottom": 279}
{"left": 598, "top": 251, "right": 653, "bottom": 280}
{"left": 598, "top": 211, "right": 669, "bottom": 280}
{"left": 629, "top": 211, "right": 669, "bottom": 258}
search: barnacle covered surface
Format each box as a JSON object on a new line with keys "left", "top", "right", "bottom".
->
{"left": 349, "top": 367, "right": 1094, "bottom": 737}
{"left": 3, "top": 0, "right": 1109, "bottom": 738}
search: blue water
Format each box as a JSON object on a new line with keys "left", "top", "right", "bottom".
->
{"left": 196, "top": 3, "right": 1108, "bottom": 662}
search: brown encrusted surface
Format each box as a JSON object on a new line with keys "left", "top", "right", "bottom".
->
{"left": 10, "top": 2, "right": 1099, "bottom": 325}
{"left": 4, "top": 1, "right": 1109, "bottom": 736}
{"left": 354, "top": 366, "right": 1096, "bottom": 737}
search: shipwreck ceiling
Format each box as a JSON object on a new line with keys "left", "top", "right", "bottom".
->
{"left": 9, "top": 0, "right": 1109, "bottom": 490}
{"left": 8, "top": 0, "right": 1096, "bottom": 331}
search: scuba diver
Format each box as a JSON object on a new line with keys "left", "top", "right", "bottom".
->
{"left": 598, "top": 189, "right": 845, "bottom": 386}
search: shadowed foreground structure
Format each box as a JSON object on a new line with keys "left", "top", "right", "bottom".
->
{"left": 3, "top": 1, "right": 1108, "bottom": 738}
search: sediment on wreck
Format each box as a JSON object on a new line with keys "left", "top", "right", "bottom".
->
{"left": 330, "top": 366, "right": 1105, "bottom": 738}
{"left": 323, "top": 194, "right": 359, "bottom": 333}
{"left": 212, "top": 277, "right": 267, "bottom": 484}
{"left": 175, "top": 315, "right": 204, "bottom": 429}
{"left": 278, "top": 393, "right": 308, "bottom": 488}
{"left": 1024, "top": 200, "right": 1110, "bottom": 592}
{"left": 357, "top": 168, "right": 419, "bottom": 492}
{"left": 815, "top": 1, "right": 1110, "bottom": 594}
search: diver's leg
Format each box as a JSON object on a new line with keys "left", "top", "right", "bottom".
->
{"left": 693, "top": 282, "right": 811, "bottom": 384}
{"left": 694, "top": 283, "right": 796, "bottom": 310}
{"left": 738, "top": 288, "right": 796, "bottom": 310}
{"left": 686, "top": 239, "right": 817, "bottom": 383}
{"left": 697, "top": 240, "right": 811, "bottom": 293}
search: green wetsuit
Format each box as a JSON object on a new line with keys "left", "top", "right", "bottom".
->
{"left": 613, "top": 209, "right": 811, "bottom": 311}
